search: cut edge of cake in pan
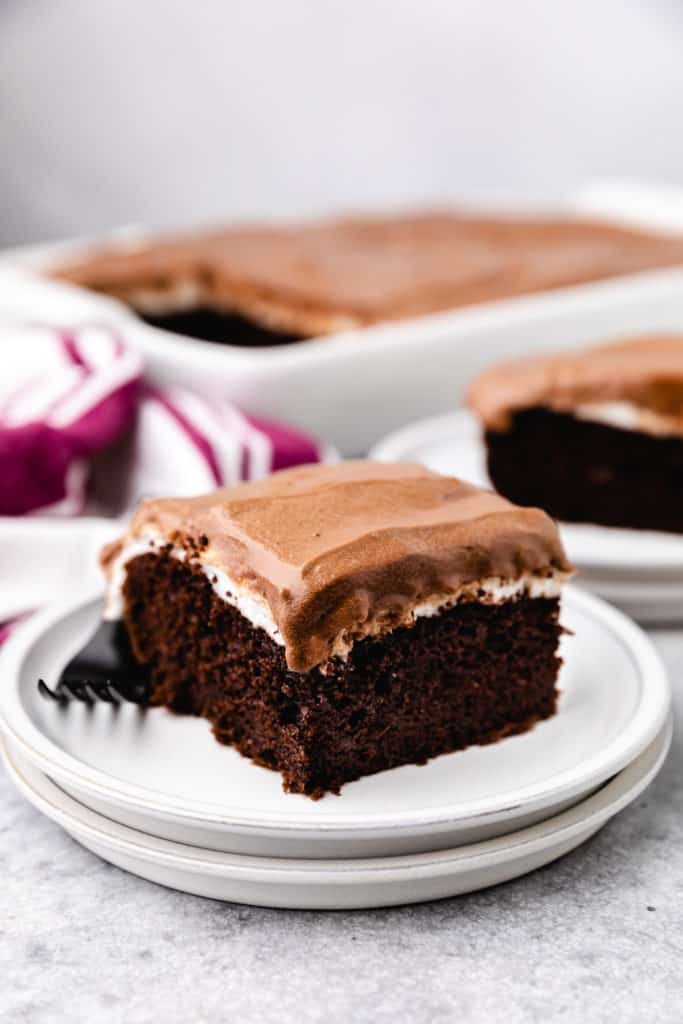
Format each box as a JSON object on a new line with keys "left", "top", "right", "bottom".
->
{"left": 51, "top": 212, "right": 683, "bottom": 348}
{"left": 101, "top": 461, "right": 573, "bottom": 797}
{"left": 468, "top": 335, "right": 683, "bottom": 533}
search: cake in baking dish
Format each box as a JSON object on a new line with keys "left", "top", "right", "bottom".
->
{"left": 101, "top": 461, "right": 572, "bottom": 797}
{"left": 468, "top": 335, "right": 683, "bottom": 532}
{"left": 52, "top": 212, "right": 683, "bottom": 347}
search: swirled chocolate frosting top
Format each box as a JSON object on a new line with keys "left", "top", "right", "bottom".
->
{"left": 103, "top": 461, "right": 572, "bottom": 672}
{"left": 468, "top": 335, "right": 683, "bottom": 431}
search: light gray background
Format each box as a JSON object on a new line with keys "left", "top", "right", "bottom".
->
{"left": 3, "top": 629, "right": 682, "bottom": 1024}
{"left": 2, "top": 1, "right": 683, "bottom": 244}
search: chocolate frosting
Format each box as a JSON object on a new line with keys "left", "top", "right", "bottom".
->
{"left": 468, "top": 335, "right": 683, "bottom": 431}
{"left": 103, "top": 461, "right": 571, "bottom": 673}
{"left": 52, "top": 212, "right": 683, "bottom": 338}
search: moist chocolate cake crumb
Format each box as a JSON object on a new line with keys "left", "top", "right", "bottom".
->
{"left": 486, "top": 407, "right": 683, "bottom": 532}
{"left": 121, "top": 552, "right": 563, "bottom": 798}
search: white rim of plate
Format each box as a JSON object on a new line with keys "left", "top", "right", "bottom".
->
{"left": 2, "top": 715, "right": 672, "bottom": 880}
{"left": 369, "top": 408, "right": 683, "bottom": 578}
{"left": 0, "top": 585, "right": 671, "bottom": 834}
{"left": 369, "top": 408, "right": 482, "bottom": 464}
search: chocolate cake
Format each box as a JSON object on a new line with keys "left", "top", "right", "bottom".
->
{"left": 101, "top": 462, "right": 572, "bottom": 797}
{"left": 468, "top": 335, "right": 683, "bottom": 532}
{"left": 53, "top": 212, "right": 683, "bottom": 348}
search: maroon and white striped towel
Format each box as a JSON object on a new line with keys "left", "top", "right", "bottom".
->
{"left": 0, "top": 324, "right": 332, "bottom": 517}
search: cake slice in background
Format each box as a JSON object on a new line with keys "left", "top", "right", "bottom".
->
{"left": 467, "top": 336, "right": 683, "bottom": 532}
{"left": 101, "top": 461, "right": 572, "bottom": 797}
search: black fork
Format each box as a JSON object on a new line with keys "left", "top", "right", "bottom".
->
{"left": 38, "top": 620, "right": 150, "bottom": 706}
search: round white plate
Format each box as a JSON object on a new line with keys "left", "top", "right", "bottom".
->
{"left": 370, "top": 409, "right": 683, "bottom": 580}
{"left": 2, "top": 717, "right": 671, "bottom": 909}
{"left": 571, "top": 575, "right": 683, "bottom": 625}
{"left": 0, "top": 587, "right": 670, "bottom": 859}
{"left": 0, "top": 517, "right": 119, "bottom": 623}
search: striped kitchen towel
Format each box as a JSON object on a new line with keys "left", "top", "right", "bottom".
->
{"left": 0, "top": 324, "right": 332, "bottom": 517}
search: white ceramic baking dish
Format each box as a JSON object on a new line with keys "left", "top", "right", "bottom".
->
{"left": 4, "top": 188, "right": 683, "bottom": 454}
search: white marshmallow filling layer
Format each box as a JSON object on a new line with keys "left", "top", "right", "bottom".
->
{"left": 104, "top": 535, "right": 568, "bottom": 661}
{"left": 572, "top": 400, "right": 683, "bottom": 439}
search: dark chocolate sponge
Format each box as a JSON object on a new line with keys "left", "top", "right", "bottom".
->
{"left": 486, "top": 407, "right": 683, "bottom": 533}
{"left": 121, "top": 552, "right": 562, "bottom": 798}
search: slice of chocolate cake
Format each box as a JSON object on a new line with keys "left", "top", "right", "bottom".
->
{"left": 51, "top": 213, "right": 683, "bottom": 347}
{"left": 468, "top": 336, "right": 683, "bottom": 532}
{"left": 102, "top": 461, "right": 572, "bottom": 797}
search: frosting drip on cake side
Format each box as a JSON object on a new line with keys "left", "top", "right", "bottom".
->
{"left": 467, "top": 335, "right": 683, "bottom": 432}
{"left": 101, "top": 461, "right": 572, "bottom": 673}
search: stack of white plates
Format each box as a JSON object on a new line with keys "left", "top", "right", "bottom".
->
{"left": 371, "top": 410, "right": 683, "bottom": 624}
{"left": 0, "top": 587, "right": 671, "bottom": 909}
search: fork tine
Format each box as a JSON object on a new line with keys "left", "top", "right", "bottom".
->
{"left": 36, "top": 620, "right": 151, "bottom": 707}
{"left": 36, "top": 676, "right": 150, "bottom": 704}
{"left": 69, "top": 680, "right": 95, "bottom": 704}
{"left": 37, "top": 679, "right": 68, "bottom": 704}
{"left": 83, "top": 680, "right": 112, "bottom": 703}
{"left": 105, "top": 682, "right": 134, "bottom": 703}
{"left": 96, "top": 681, "right": 121, "bottom": 704}
{"left": 106, "top": 680, "right": 150, "bottom": 704}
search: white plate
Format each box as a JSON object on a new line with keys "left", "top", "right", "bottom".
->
{"left": 569, "top": 576, "right": 683, "bottom": 625}
{"left": 0, "top": 516, "right": 119, "bottom": 623}
{"left": 2, "top": 717, "right": 671, "bottom": 909}
{"left": 7, "top": 204, "right": 683, "bottom": 455}
{"left": 370, "top": 409, "right": 683, "bottom": 581}
{"left": 0, "top": 587, "right": 670, "bottom": 859}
